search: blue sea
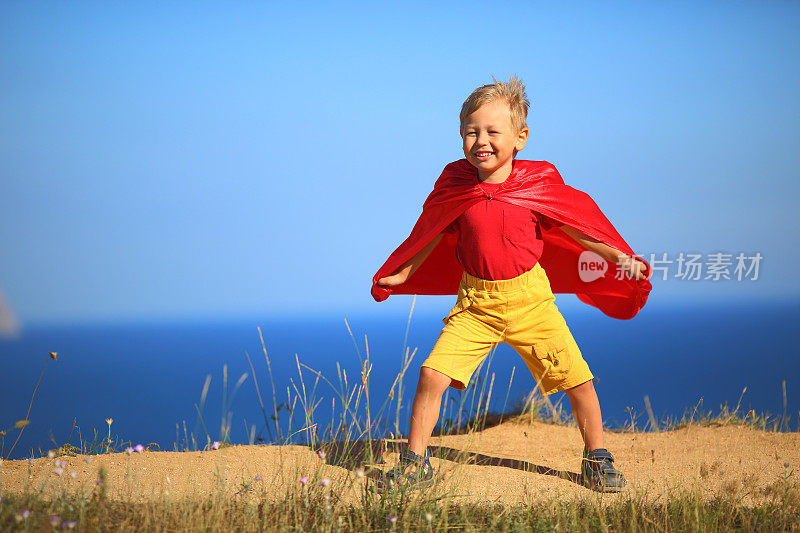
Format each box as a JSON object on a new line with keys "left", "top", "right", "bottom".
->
{"left": 1, "top": 298, "right": 798, "bottom": 460}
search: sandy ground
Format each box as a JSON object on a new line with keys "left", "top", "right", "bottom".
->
{"left": 1, "top": 420, "right": 798, "bottom": 507}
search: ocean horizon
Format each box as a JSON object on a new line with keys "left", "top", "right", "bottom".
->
{"left": 1, "top": 297, "right": 797, "bottom": 460}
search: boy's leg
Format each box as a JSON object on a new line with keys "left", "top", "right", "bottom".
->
{"left": 407, "top": 366, "right": 453, "bottom": 456}
{"left": 564, "top": 379, "right": 604, "bottom": 451}
{"left": 389, "top": 277, "right": 505, "bottom": 481}
{"left": 566, "top": 379, "right": 626, "bottom": 491}
{"left": 400, "top": 289, "right": 504, "bottom": 475}
{"left": 394, "top": 366, "right": 459, "bottom": 477}
{"left": 501, "top": 263, "right": 624, "bottom": 490}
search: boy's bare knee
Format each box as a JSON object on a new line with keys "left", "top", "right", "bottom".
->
{"left": 419, "top": 366, "right": 454, "bottom": 393}
{"left": 565, "top": 378, "right": 594, "bottom": 398}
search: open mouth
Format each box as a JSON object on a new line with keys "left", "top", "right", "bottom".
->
{"left": 474, "top": 151, "right": 494, "bottom": 161}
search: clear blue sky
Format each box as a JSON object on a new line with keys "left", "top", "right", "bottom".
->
{"left": 1, "top": 1, "right": 798, "bottom": 324}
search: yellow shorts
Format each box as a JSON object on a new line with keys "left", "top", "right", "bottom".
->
{"left": 421, "top": 261, "right": 594, "bottom": 396}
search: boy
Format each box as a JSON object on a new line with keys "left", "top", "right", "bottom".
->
{"left": 371, "top": 76, "right": 651, "bottom": 493}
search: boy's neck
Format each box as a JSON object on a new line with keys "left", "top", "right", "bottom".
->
{"left": 477, "top": 159, "right": 514, "bottom": 184}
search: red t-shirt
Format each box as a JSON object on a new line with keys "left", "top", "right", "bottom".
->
{"left": 442, "top": 181, "right": 557, "bottom": 281}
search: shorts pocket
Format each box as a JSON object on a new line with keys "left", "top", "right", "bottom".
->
{"left": 531, "top": 333, "right": 575, "bottom": 381}
{"left": 442, "top": 285, "right": 477, "bottom": 325}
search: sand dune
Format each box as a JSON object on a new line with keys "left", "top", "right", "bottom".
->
{"left": 2, "top": 420, "right": 798, "bottom": 507}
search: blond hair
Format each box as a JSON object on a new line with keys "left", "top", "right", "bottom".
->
{"left": 459, "top": 74, "right": 530, "bottom": 137}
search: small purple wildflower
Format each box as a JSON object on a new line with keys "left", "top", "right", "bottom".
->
{"left": 96, "top": 478, "right": 103, "bottom": 485}
{"left": 134, "top": 444, "right": 145, "bottom": 453}
{"left": 211, "top": 441, "right": 221, "bottom": 450}
{"left": 317, "top": 450, "right": 326, "bottom": 460}
{"left": 49, "top": 515, "right": 61, "bottom": 527}
{"left": 387, "top": 515, "right": 398, "bottom": 525}
{"left": 54, "top": 467, "right": 64, "bottom": 476}
{"left": 20, "top": 509, "right": 30, "bottom": 519}
{"left": 319, "top": 478, "right": 331, "bottom": 487}
{"left": 56, "top": 459, "right": 67, "bottom": 468}
{"left": 299, "top": 476, "right": 308, "bottom": 485}
{"left": 124, "top": 447, "right": 134, "bottom": 455}
{"left": 255, "top": 475, "right": 262, "bottom": 481}
{"left": 47, "top": 450, "right": 55, "bottom": 459}
{"left": 70, "top": 471, "right": 77, "bottom": 479}
{"left": 63, "top": 520, "right": 77, "bottom": 529}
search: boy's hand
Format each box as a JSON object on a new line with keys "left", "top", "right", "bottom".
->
{"left": 377, "top": 272, "right": 409, "bottom": 287}
{"left": 615, "top": 254, "right": 649, "bottom": 281}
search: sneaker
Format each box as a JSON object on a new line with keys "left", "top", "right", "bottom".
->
{"left": 377, "top": 447, "right": 434, "bottom": 490}
{"left": 581, "top": 448, "right": 626, "bottom": 493}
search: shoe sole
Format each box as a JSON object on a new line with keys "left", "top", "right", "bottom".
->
{"left": 373, "top": 478, "right": 434, "bottom": 493}
{"left": 375, "top": 469, "right": 435, "bottom": 492}
{"left": 581, "top": 470, "right": 626, "bottom": 493}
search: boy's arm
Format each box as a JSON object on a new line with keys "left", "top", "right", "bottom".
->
{"left": 377, "top": 233, "right": 444, "bottom": 287}
{"left": 558, "top": 224, "right": 649, "bottom": 280}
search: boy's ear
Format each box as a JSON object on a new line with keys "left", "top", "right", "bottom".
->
{"left": 515, "top": 127, "right": 529, "bottom": 151}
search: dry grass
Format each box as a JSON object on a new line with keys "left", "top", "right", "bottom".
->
{"left": 1, "top": 303, "right": 798, "bottom": 531}
{"left": 1, "top": 459, "right": 798, "bottom": 531}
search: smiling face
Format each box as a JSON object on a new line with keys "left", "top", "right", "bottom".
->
{"left": 461, "top": 98, "right": 529, "bottom": 183}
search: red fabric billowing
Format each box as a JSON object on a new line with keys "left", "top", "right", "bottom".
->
{"left": 371, "top": 159, "right": 653, "bottom": 320}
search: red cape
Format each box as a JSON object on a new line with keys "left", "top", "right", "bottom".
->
{"left": 371, "top": 159, "right": 652, "bottom": 320}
